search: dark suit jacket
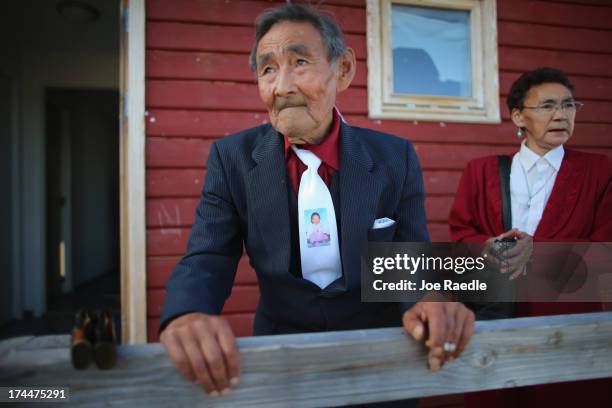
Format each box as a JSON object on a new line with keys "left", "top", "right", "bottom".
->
{"left": 160, "top": 122, "right": 430, "bottom": 335}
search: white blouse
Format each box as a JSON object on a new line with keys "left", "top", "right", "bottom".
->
{"left": 510, "top": 141, "right": 565, "bottom": 235}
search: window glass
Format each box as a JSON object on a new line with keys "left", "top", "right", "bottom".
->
{"left": 391, "top": 4, "right": 472, "bottom": 97}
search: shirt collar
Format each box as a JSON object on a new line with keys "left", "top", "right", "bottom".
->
{"left": 518, "top": 140, "right": 565, "bottom": 172}
{"left": 545, "top": 143, "right": 565, "bottom": 171}
{"left": 282, "top": 107, "right": 341, "bottom": 171}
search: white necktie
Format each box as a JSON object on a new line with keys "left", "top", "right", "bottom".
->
{"left": 292, "top": 147, "right": 342, "bottom": 289}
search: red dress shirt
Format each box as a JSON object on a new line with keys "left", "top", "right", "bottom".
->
{"left": 283, "top": 109, "right": 341, "bottom": 193}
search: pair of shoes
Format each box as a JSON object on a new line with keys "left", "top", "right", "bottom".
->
{"left": 70, "top": 309, "right": 117, "bottom": 370}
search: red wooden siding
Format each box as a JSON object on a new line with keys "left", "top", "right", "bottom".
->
{"left": 144, "top": 0, "right": 612, "bottom": 346}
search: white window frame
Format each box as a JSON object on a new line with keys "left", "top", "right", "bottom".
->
{"left": 366, "top": 0, "right": 500, "bottom": 123}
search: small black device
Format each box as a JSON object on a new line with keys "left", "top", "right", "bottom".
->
{"left": 493, "top": 237, "right": 517, "bottom": 258}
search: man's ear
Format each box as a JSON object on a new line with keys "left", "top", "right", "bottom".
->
{"left": 335, "top": 48, "right": 356, "bottom": 93}
{"left": 511, "top": 108, "right": 525, "bottom": 129}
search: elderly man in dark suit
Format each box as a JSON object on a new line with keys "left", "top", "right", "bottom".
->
{"left": 159, "top": 4, "right": 475, "bottom": 399}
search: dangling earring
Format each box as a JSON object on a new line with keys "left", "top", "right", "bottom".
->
{"left": 517, "top": 128, "right": 524, "bottom": 138}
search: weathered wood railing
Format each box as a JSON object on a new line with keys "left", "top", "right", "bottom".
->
{"left": 1, "top": 312, "right": 611, "bottom": 407}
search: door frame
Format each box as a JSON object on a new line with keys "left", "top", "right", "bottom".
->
{"left": 4, "top": 0, "right": 146, "bottom": 343}
{"left": 119, "top": 0, "right": 147, "bottom": 344}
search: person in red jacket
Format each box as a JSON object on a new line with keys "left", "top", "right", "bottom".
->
{"left": 449, "top": 67, "right": 612, "bottom": 407}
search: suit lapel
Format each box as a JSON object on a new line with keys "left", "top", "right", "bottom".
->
{"left": 246, "top": 126, "right": 291, "bottom": 275}
{"left": 339, "top": 124, "right": 384, "bottom": 290}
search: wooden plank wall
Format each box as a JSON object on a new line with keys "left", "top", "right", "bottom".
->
{"left": 144, "top": 0, "right": 612, "bottom": 343}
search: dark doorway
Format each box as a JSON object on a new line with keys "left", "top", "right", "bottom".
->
{"left": 45, "top": 88, "right": 120, "bottom": 334}
{"left": 0, "top": 0, "right": 121, "bottom": 340}
{"left": 0, "top": 89, "right": 120, "bottom": 339}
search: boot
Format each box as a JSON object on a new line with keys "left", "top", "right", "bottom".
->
{"left": 70, "top": 309, "right": 94, "bottom": 370}
{"left": 93, "top": 309, "right": 117, "bottom": 369}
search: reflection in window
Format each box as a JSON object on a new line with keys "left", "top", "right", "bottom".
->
{"left": 391, "top": 4, "right": 471, "bottom": 97}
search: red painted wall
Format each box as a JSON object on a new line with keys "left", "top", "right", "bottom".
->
{"left": 144, "top": 0, "right": 612, "bottom": 342}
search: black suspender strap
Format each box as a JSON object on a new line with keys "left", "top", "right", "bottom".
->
{"left": 498, "top": 155, "right": 512, "bottom": 232}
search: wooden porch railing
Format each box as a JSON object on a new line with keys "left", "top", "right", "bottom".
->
{"left": 1, "top": 312, "right": 611, "bottom": 407}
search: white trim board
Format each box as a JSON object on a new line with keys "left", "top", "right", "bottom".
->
{"left": 119, "top": 0, "right": 147, "bottom": 345}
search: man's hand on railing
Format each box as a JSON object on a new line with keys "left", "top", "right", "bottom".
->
{"left": 160, "top": 312, "right": 240, "bottom": 397}
{"left": 402, "top": 299, "right": 475, "bottom": 372}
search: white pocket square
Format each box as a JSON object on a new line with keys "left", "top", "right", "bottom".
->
{"left": 372, "top": 217, "right": 395, "bottom": 229}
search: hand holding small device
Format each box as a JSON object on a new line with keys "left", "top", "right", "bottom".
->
{"left": 485, "top": 229, "right": 533, "bottom": 280}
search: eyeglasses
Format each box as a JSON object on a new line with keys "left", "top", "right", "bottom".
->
{"left": 521, "top": 101, "right": 584, "bottom": 114}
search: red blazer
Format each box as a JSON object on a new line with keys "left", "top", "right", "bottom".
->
{"left": 449, "top": 149, "right": 612, "bottom": 243}
{"left": 453, "top": 149, "right": 612, "bottom": 408}
{"left": 449, "top": 149, "right": 612, "bottom": 316}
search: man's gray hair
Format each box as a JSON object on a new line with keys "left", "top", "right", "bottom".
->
{"left": 248, "top": 4, "right": 347, "bottom": 72}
